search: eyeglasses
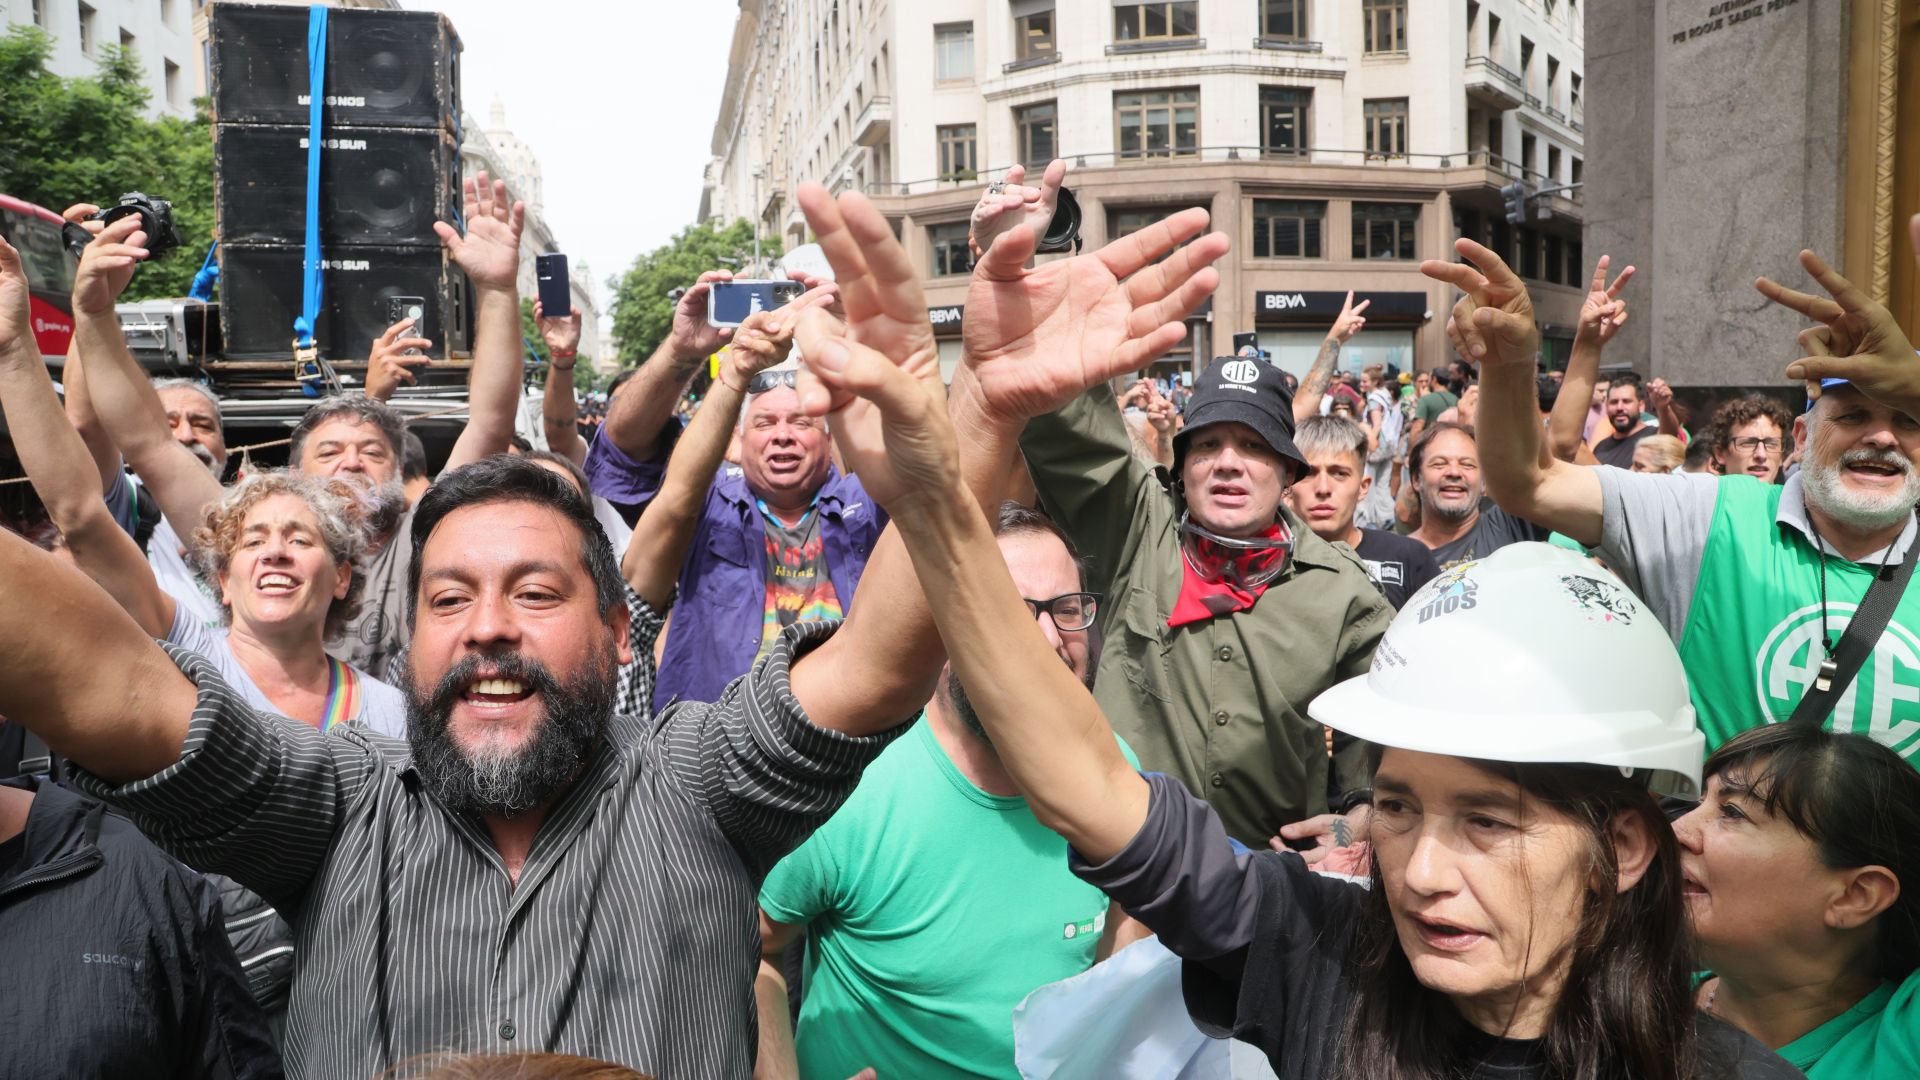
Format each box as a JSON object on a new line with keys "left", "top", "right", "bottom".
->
{"left": 1730, "top": 436, "right": 1784, "bottom": 454}
{"left": 748, "top": 369, "right": 798, "bottom": 395}
{"left": 1024, "top": 593, "right": 1101, "bottom": 632}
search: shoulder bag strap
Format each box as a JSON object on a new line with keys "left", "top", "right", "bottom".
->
{"left": 1789, "top": 515, "right": 1920, "bottom": 726}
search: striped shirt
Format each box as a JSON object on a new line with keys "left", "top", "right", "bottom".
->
{"left": 69, "top": 620, "right": 904, "bottom": 1080}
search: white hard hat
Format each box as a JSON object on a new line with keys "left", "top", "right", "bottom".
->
{"left": 1310, "top": 543, "right": 1703, "bottom": 796}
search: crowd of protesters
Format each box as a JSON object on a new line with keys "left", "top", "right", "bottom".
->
{"left": 0, "top": 155, "right": 1914, "bottom": 1080}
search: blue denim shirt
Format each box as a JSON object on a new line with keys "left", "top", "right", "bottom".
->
{"left": 585, "top": 425, "right": 887, "bottom": 711}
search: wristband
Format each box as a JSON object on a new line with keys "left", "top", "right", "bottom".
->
{"left": 550, "top": 349, "right": 577, "bottom": 361}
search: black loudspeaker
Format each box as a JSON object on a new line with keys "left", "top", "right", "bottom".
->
{"left": 218, "top": 245, "right": 472, "bottom": 362}
{"left": 209, "top": 4, "right": 461, "bottom": 130}
{"left": 214, "top": 125, "right": 457, "bottom": 248}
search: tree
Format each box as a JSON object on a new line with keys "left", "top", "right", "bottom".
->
{"left": 0, "top": 28, "right": 215, "bottom": 302}
{"left": 608, "top": 218, "right": 779, "bottom": 367}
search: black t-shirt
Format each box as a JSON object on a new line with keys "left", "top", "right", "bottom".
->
{"left": 1354, "top": 528, "right": 1442, "bottom": 609}
{"left": 1430, "top": 502, "right": 1553, "bottom": 569}
{"left": 0, "top": 829, "right": 23, "bottom": 887}
{"left": 1072, "top": 774, "right": 1804, "bottom": 1080}
{"left": 1593, "top": 426, "right": 1656, "bottom": 469}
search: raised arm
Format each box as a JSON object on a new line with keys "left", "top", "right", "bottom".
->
{"left": 790, "top": 253, "right": 1149, "bottom": 862}
{"left": 601, "top": 270, "right": 738, "bottom": 463}
{"left": 536, "top": 300, "right": 587, "bottom": 464}
{"left": 362, "top": 316, "right": 435, "bottom": 404}
{"left": 67, "top": 217, "right": 226, "bottom": 537}
{"left": 1547, "top": 255, "right": 1632, "bottom": 464}
{"left": 1650, "top": 378, "right": 1683, "bottom": 438}
{"left": 54, "top": 204, "right": 123, "bottom": 493}
{"left": 438, "top": 171, "right": 527, "bottom": 473}
{"left": 788, "top": 180, "right": 1218, "bottom": 800}
{"left": 1422, "top": 239, "right": 1602, "bottom": 543}
{"left": 1293, "top": 291, "right": 1369, "bottom": 424}
{"left": 0, "top": 235, "right": 174, "bottom": 637}
{"left": 620, "top": 297, "right": 830, "bottom": 608}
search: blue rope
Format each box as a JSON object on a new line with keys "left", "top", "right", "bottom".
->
{"left": 293, "top": 5, "right": 328, "bottom": 353}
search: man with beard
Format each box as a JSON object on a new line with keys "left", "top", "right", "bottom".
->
{"left": 74, "top": 172, "right": 532, "bottom": 676}
{"left": 1435, "top": 223, "right": 1920, "bottom": 763}
{"left": 1406, "top": 421, "right": 1550, "bottom": 567}
{"left": 0, "top": 181, "right": 1217, "bottom": 1077}
{"left": 1590, "top": 371, "right": 1659, "bottom": 469}
{"left": 753, "top": 502, "right": 1137, "bottom": 1080}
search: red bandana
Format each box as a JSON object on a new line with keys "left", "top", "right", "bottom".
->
{"left": 1168, "top": 523, "right": 1290, "bottom": 628}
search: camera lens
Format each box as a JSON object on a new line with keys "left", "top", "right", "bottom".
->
{"left": 1036, "top": 187, "right": 1082, "bottom": 254}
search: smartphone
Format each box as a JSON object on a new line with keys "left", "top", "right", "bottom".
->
{"left": 386, "top": 295, "right": 427, "bottom": 355}
{"left": 535, "top": 253, "right": 571, "bottom": 319}
{"left": 707, "top": 279, "right": 805, "bottom": 329}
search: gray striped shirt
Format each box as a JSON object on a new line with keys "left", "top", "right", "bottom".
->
{"left": 70, "top": 620, "right": 903, "bottom": 1079}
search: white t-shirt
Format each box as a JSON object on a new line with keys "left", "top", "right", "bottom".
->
{"left": 167, "top": 605, "right": 409, "bottom": 738}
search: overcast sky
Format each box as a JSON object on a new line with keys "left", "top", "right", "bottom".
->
{"left": 429, "top": 0, "right": 741, "bottom": 338}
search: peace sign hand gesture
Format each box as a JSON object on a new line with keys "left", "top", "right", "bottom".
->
{"left": 1756, "top": 224, "right": 1920, "bottom": 414}
{"left": 1421, "top": 238, "right": 1540, "bottom": 369}
{"left": 1577, "top": 255, "right": 1635, "bottom": 346}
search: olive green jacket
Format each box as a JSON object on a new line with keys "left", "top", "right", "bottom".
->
{"left": 1022, "top": 385, "right": 1392, "bottom": 844}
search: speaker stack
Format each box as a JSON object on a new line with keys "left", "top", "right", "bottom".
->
{"left": 209, "top": 3, "right": 470, "bottom": 370}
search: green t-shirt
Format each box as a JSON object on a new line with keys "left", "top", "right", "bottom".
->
{"left": 760, "top": 716, "right": 1138, "bottom": 1080}
{"left": 1414, "top": 388, "right": 1459, "bottom": 425}
{"left": 1780, "top": 973, "right": 1919, "bottom": 1077}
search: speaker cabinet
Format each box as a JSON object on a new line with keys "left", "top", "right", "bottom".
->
{"left": 209, "top": 4, "right": 461, "bottom": 130}
{"left": 218, "top": 245, "right": 472, "bottom": 362}
{"left": 215, "top": 125, "right": 457, "bottom": 248}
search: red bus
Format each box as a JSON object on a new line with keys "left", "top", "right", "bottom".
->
{"left": 0, "top": 195, "right": 76, "bottom": 362}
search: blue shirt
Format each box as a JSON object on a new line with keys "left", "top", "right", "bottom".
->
{"left": 584, "top": 424, "right": 887, "bottom": 710}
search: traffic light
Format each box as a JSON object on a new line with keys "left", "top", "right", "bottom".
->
{"left": 1501, "top": 181, "right": 1531, "bottom": 225}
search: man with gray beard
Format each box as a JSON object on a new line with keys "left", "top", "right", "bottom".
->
{"left": 1439, "top": 231, "right": 1920, "bottom": 764}
{"left": 753, "top": 501, "right": 1137, "bottom": 1080}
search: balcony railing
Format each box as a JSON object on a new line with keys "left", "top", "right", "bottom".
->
{"left": 1003, "top": 51, "right": 1062, "bottom": 74}
{"left": 1465, "top": 55, "right": 1522, "bottom": 86}
{"left": 1253, "top": 35, "right": 1323, "bottom": 53}
{"left": 864, "top": 145, "right": 1499, "bottom": 197}
{"left": 1463, "top": 55, "right": 1525, "bottom": 111}
{"left": 1525, "top": 92, "right": 1543, "bottom": 110}
{"left": 1106, "top": 36, "right": 1205, "bottom": 55}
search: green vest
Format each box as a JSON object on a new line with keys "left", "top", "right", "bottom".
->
{"left": 1679, "top": 478, "right": 1920, "bottom": 761}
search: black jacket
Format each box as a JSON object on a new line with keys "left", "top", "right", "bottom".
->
{"left": 0, "top": 779, "right": 283, "bottom": 1079}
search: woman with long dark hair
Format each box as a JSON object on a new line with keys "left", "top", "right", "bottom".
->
{"left": 1677, "top": 726, "right": 1919, "bottom": 1076}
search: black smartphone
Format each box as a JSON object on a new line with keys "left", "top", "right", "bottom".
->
{"left": 535, "top": 253, "right": 571, "bottom": 318}
{"left": 387, "top": 295, "right": 427, "bottom": 355}
{"left": 707, "top": 279, "right": 805, "bottom": 328}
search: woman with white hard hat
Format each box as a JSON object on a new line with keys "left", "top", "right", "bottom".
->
{"left": 786, "top": 184, "right": 1797, "bottom": 1079}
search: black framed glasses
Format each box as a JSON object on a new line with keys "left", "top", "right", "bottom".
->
{"left": 748, "top": 369, "right": 799, "bottom": 394}
{"left": 1024, "top": 592, "right": 1101, "bottom": 632}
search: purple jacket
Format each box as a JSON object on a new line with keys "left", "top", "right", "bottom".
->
{"left": 585, "top": 427, "right": 886, "bottom": 711}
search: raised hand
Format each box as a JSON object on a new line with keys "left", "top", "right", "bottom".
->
{"left": 716, "top": 287, "right": 836, "bottom": 390}
{"left": 433, "top": 170, "right": 525, "bottom": 293}
{"left": 789, "top": 183, "right": 945, "bottom": 510}
{"left": 364, "top": 317, "right": 435, "bottom": 401}
{"left": 961, "top": 209, "right": 1227, "bottom": 424}
{"left": 1329, "top": 290, "right": 1371, "bottom": 344}
{"left": 1756, "top": 229, "right": 1920, "bottom": 414}
{"left": 533, "top": 299, "right": 583, "bottom": 356}
{"left": 968, "top": 159, "right": 1068, "bottom": 262}
{"left": 0, "top": 233, "right": 34, "bottom": 359}
{"left": 662, "top": 269, "right": 737, "bottom": 368}
{"left": 1648, "top": 377, "right": 1673, "bottom": 412}
{"left": 1421, "top": 238, "right": 1540, "bottom": 369}
{"left": 71, "top": 215, "right": 149, "bottom": 317}
{"left": 1577, "top": 255, "right": 1634, "bottom": 345}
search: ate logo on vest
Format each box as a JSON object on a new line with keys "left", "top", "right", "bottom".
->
{"left": 1754, "top": 602, "right": 1920, "bottom": 753}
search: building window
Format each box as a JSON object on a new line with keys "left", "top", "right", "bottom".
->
{"left": 1363, "top": 0, "right": 1407, "bottom": 54}
{"left": 1251, "top": 199, "right": 1325, "bottom": 259}
{"left": 1545, "top": 234, "right": 1566, "bottom": 285}
{"left": 30, "top": 0, "right": 45, "bottom": 28}
{"left": 165, "top": 59, "right": 181, "bottom": 107}
{"left": 1260, "top": 86, "right": 1310, "bottom": 156}
{"left": 119, "top": 28, "right": 134, "bottom": 54}
{"left": 1517, "top": 226, "right": 1541, "bottom": 280}
{"left": 1521, "top": 132, "right": 1537, "bottom": 177}
{"left": 1486, "top": 112, "right": 1504, "bottom": 159}
{"left": 1520, "top": 37, "right": 1535, "bottom": 90}
{"left": 937, "top": 124, "right": 978, "bottom": 181}
{"left": 1260, "top": 0, "right": 1307, "bottom": 40}
{"left": 1364, "top": 99, "right": 1409, "bottom": 157}
{"left": 161, "top": 0, "right": 177, "bottom": 28}
{"left": 1488, "top": 13, "right": 1503, "bottom": 59}
{"left": 1113, "top": 2, "right": 1199, "bottom": 44}
{"left": 1015, "top": 4, "right": 1056, "bottom": 60}
{"left": 1571, "top": 157, "right": 1583, "bottom": 187}
{"left": 930, "top": 221, "right": 971, "bottom": 276}
{"left": 1547, "top": 145, "right": 1562, "bottom": 183}
{"left": 1570, "top": 72, "right": 1583, "bottom": 112}
{"left": 1114, "top": 88, "right": 1199, "bottom": 160}
{"left": 1015, "top": 101, "right": 1057, "bottom": 170}
{"left": 1352, "top": 202, "right": 1419, "bottom": 260}
{"left": 78, "top": 3, "right": 96, "bottom": 55}
{"left": 934, "top": 23, "right": 974, "bottom": 82}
